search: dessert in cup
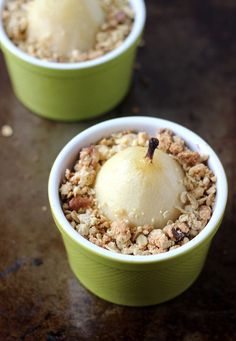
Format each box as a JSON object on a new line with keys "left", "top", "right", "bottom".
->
{"left": 0, "top": 0, "right": 146, "bottom": 120}
{"left": 48, "top": 116, "right": 228, "bottom": 306}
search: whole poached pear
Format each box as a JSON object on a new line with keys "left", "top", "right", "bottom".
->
{"left": 27, "top": 0, "right": 105, "bottom": 55}
{"left": 95, "top": 138, "right": 186, "bottom": 228}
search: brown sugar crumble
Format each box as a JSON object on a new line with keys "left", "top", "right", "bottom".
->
{"left": 59, "top": 130, "right": 217, "bottom": 256}
{"left": 2, "top": 0, "right": 134, "bottom": 63}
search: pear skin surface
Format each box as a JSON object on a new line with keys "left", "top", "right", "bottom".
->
{"left": 95, "top": 147, "right": 186, "bottom": 228}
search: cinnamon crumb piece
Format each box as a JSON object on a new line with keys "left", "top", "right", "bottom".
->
{"left": 69, "top": 196, "right": 92, "bottom": 211}
{"left": 177, "top": 151, "right": 201, "bottom": 167}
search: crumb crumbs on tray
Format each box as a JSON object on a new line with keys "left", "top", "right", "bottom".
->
{"left": 1, "top": 124, "right": 13, "bottom": 137}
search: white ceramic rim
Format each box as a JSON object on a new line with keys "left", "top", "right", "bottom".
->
{"left": 48, "top": 116, "right": 228, "bottom": 264}
{"left": 0, "top": 0, "right": 146, "bottom": 70}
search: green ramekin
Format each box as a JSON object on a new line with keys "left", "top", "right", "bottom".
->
{"left": 48, "top": 117, "right": 228, "bottom": 306}
{"left": 0, "top": 0, "right": 146, "bottom": 121}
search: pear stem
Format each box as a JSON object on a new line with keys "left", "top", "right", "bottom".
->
{"left": 145, "top": 138, "right": 159, "bottom": 161}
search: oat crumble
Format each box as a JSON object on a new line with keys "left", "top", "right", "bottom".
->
{"left": 3, "top": 0, "right": 134, "bottom": 63}
{"left": 59, "top": 129, "right": 216, "bottom": 256}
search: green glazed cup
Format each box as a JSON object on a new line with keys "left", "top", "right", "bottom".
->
{"left": 48, "top": 117, "right": 228, "bottom": 306}
{"left": 0, "top": 0, "right": 146, "bottom": 121}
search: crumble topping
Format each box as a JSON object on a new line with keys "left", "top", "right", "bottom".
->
{"left": 59, "top": 129, "right": 216, "bottom": 256}
{"left": 2, "top": 0, "right": 134, "bottom": 63}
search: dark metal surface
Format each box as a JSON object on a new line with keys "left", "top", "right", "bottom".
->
{"left": 0, "top": 1, "right": 236, "bottom": 340}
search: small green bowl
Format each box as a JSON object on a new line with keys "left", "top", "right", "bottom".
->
{"left": 48, "top": 117, "right": 228, "bottom": 306}
{"left": 0, "top": 0, "right": 146, "bottom": 121}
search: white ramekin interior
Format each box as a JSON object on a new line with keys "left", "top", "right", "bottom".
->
{"left": 48, "top": 117, "right": 228, "bottom": 263}
{"left": 0, "top": 0, "right": 146, "bottom": 70}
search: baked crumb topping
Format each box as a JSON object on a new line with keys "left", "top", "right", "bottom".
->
{"left": 2, "top": 0, "right": 134, "bottom": 63}
{"left": 60, "top": 130, "right": 216, "bottom": 256}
